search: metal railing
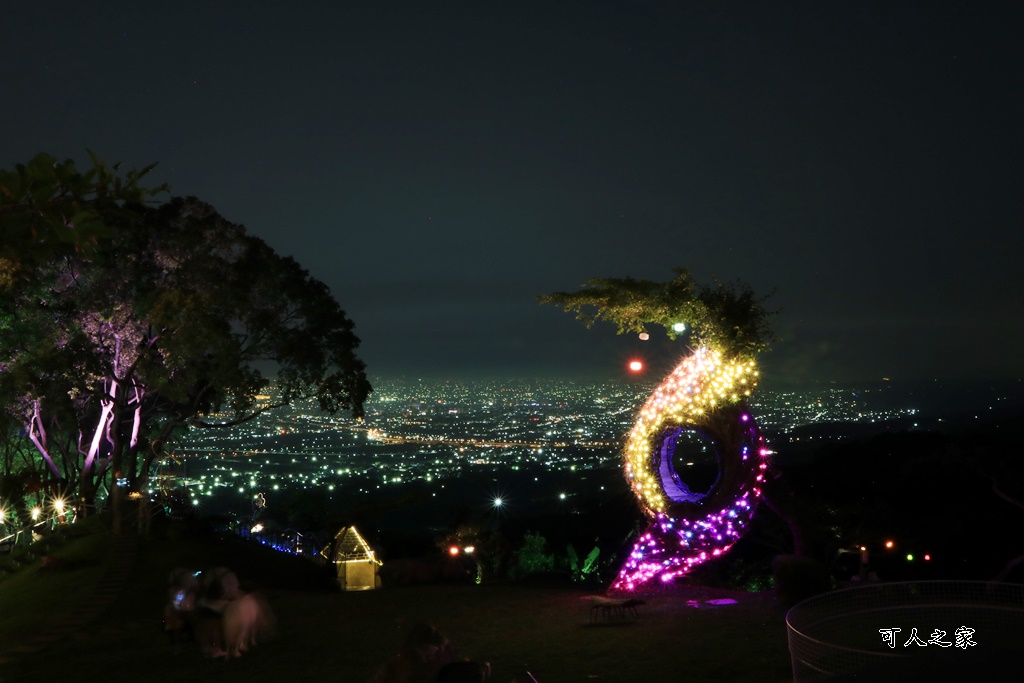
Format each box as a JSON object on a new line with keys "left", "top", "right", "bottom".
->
{"left": 786, "top": 580, "right": 1024, "bottom": 681}
{"left": 0, "top": 512, "right": 73, "bottom": 551}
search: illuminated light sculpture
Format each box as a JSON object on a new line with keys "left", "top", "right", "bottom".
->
{"left": 539, "top": 268, "right": 776, "bottom": 591}
{"left": 612, "top": 346, "right": 769, "bottom": 590}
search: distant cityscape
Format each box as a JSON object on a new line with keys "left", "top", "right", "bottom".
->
{"left": 161, "top": 377, "right": 1022, "bottom": 517}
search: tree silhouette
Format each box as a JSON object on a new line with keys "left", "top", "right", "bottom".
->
{"left": 538, "top": 267, "right": 775, "bottom": 360}
{"left": 1, "top": 154, "right": 370, "bottom": 532}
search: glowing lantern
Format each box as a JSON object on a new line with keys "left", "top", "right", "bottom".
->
{"left": 638, "top": 332, "right": 650, "bottom": 341}
{"left": 885, "top": 540, "right": 894, "bottom": 549}
{"left": 628, "top": 360, "right": 644, "bottom": 372}
{"left": 448, "top": 546, "right": 460, "bottom": 556}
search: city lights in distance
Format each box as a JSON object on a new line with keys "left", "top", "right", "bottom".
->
{"left": 156, "top": 375, "right": 961, "bottom": 569}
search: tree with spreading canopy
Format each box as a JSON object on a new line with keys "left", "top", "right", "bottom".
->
{"left": 1, "top": 153, "right": 371, "bottom": 533}
{"left": 538, "top": 267, "right": 775, "bottom": 360}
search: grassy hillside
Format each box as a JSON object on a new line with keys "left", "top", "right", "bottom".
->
{"left": 0, "top": 521, "right": 793, "bottom": 683}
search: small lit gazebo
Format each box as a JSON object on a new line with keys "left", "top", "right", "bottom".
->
{"left": 324, "top": 526, "right": 382, "bottom": 591}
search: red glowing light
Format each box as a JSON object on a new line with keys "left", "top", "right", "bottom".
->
{"left": 924, "top": 554, "right": 931, "bottom": 561}
{"left": 885, "top": 540, "right": 894, "bottom": 549}
{"left": 628, "top": 360, "right": 643, "bottom": 372}
{"left": 448, "top": 546, "right": 460, "bottom": 556}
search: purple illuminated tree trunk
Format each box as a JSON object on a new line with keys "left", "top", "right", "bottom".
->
{"left": 2, "top": 153, "right": 163, "bottom": 526}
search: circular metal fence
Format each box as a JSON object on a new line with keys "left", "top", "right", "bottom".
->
{"left": 786, "top": 581, "right": 1024, "bottom": 681}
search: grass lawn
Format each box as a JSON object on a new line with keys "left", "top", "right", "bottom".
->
{"left": 0, "top": 521, "right": 112, "bottom": 642}
{"left": 0, "top": 526, "right": 795, "bottom": 683}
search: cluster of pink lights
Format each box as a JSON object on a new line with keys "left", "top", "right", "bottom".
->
{"left": 613, "top": 433, "right": 768, "bottom": 590}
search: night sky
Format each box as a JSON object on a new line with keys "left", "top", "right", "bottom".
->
{"left": 3, "top": 1, "right": 1022, "bottom": 386}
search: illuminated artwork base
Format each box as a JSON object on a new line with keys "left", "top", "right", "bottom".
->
{"left": 613, "top": 501, "right": 755, "bottom": 590}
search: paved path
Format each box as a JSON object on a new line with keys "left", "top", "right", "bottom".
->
{"left": 0, "top": 533, "right": 139, "bottom": 676}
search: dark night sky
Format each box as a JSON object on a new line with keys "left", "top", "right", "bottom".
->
{"left": 3, "top": 1, "right": 1022, "bottom": 386}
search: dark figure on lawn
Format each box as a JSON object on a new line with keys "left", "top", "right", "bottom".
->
{"left": 195, "top": 567, "right": 239, "bottom": 657}
{"left": 367, "top": 622, "right": 490, "bottom": 683}
{"left": 163, "top": 568, "right": 198, "bottom": 653}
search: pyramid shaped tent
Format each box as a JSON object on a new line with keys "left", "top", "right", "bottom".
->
{"left": 324, "top": 526, "right": 381, "bottom": 591}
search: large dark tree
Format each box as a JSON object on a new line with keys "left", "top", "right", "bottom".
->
{"left": 0, "top": 154, "right": 371, "bottom": 533}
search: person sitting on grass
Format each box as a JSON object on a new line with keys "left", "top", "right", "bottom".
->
{"left": 367, "top": 622, "right": 489, "bottom": 683}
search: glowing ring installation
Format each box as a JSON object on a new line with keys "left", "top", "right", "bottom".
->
{"left": 613, "top": 346, "right": 769, "bottom": 591}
